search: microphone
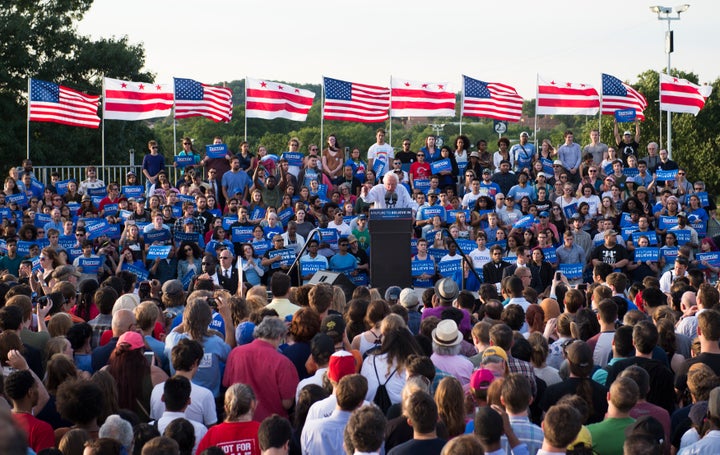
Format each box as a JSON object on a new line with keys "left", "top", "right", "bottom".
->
{"left": 384, "top": 191, "right": 398, "bottom": 208}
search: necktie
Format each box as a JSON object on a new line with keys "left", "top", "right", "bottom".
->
{"left": 225, "top": 269, "right": 230, "bottom": 279}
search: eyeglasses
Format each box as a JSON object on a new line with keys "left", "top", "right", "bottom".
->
{"left": 695, "top": 188, "right": 703, "bottom": 191}
{"left": 53, "top": 197, "right": 62, "bottom": 201}
{"left": 219, "top": 256, "right": 231, "bottom": 260}
{"left": 417, "top": 154, "right": 424, "bottom": 157}
{"left": 588, "top": 170, "right": 597, "bottom": 173}
{"left": 678, "top": 172, "right": 685, "bottom": 175}
{"left": 559, "top": 175, "right": 568, "bottom": 179}
{"left": 184, "top": 247, "right": 192, "bottom": 251}
{"left": 183, "top": 142, "right": 191, "bottom": 145}
{"left": 37, "top": 230, "right": 45, "bottom": 234}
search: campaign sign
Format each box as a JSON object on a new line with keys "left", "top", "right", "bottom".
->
{"left": 0, "top": 239, "right": 6, "bottom": 254}
{"left": 103, "top": 203, "right": 119, "bottom": 217}
{"left": 135, "top": 222, "right": 150, "bottom": 232}
{"left": 86, "top": 220, "right": 110, "bottom": 240}
{"left": 181, "top": 270, "right": 195, "bottom": 290}
{"left": 420, "top": 205, "right": 444, "bottom": 221}
{"left": 438, "top": 260, "right": 461, "bottom": 277}
{"left": 122, "top": 185, "right": 145, "bottom": 198}
{"left": 563, "top": 204, "right": 578, "bottom": 219}
{"left": 171, "top": 205, "right": 182, "bottom": 218}
{"left": 603, "top": 163, "right": 614, "bottom": 175}
{"left": 632, "top": 231, "right": 658, "bottom": 246}
{"left": 541, "top": 157, "right": 554, "bottom": 174}
{"left": 67, "top": 247, "right": 83, "bottom": 262}
{"left": 252, "top": 240, "right": 271, "bottom": 257}
{"left": 372, "top": 158, "right": 385, "bottom": 176}
{"left": 319, "top": 228, "right": 339, "bottom": 245}
{"left": 446, "top": 210, "right": 471, "bottom": 224}
{"left": 635, "top": 248, "right": 660, "bottom": 262}
{"left": 673, "top": 230, "right": 691, "bottom": 245}
{"left": 205, "top": 143, "right": 228, "bottom": 159}
{"left": 621, "top": 226, "right": 638, "bottom": 239}
{"left": 655, "top": 169, "right": 678, "bottom": 182}
{"left": 428, "top": 248, "right": 448, "bottom": 263}
{"left": 177, "top": 194, "right": 195, "bottom": 204}
{"left": 32, "top": 257, "right": 42, "bottom": 272}
{"left": 147, "top": 245, "right": 172, "bottom": 260}
{"left": 486, "top": 240, "right": 507, "bottom": 250}
{"left": 122, "top": 262, "right": 149, "bottom": 282}
{"left": 283, "top": 152, "right": 304, "bottom": 167}
{"left": 175, "top": 232, "right": 200, "bottom": 244}
{"left": 660, "top": 247, "right": 679, "bottom": 261}
{"left": 268, "top": 248, "right": 295, "bottom": 269}
{"left": 250, "top": 207, "right": 266, "bottom": 221}
{"left": 622, "top": 167, "right": 639, "bottom": 178}
{"left": 55, "top": 180, "right": 71, "bottom": 196}
{"left": 67, "top": 202, "right": 80, "bottom": 214}
{"left": 414, "top": 179, "right": 430, "bottom": 192}
{"left": 615, "top": 109, "right": 636, "bottom": 122}
{"left": 278, "top": 208, "right": 294, "bottom": 226}
{"left": 505, "top": 254, "right": 518, "bottom": 263}
{"left": 174, "top": 155, "right": 194, "bottom": 167}
{"left": 456, "top": 239, "right": 476, "bottom": 255}
{"left": 105, "top": 223, "right": 121, "bottom": 240}
{"left": 0, "top": 207, "right": 11, "bottom": 221}
{"left": 658, "top": 216, "right": 679, "bottom": 230}
{"left": 513, "top": 214, "right": 535, "bottom": 229}
{"left": 300, "top": 261, "right": 323, "bottom": 277}
{"left": 222, "top": 216, "right": 236, "bottom": 231}
{"left": 696, "top": 252, "right": 720, "bottom": 269}
{"left": 87, "top": 187, "right": 107, "bottom": 197}
{"left": 542, "top": 247, "right": 557, "bottom": 263}
{"left": 349, "top": 273, "right": 369, "bottom": 286}
{"left": 6, "top": 193, "right": 27, "bottom": 206}
{"left": 91, "top": 196, "right": 103, "bottom": 208}
{"left": 369, "top": 208, "right": 413, "bottom": 220}
{"left": 559, "top": 263, "right": 583, "bottom": 280}
{"left": 30, "top": 179, "right": 44, "bottom": 193}
{"left": 430, "top": 158, "right": 452, "bottom": 174}
{"left": 78, "top": 257, "right": 102, "bottom": 275}
{"left": 144, "top": 229, "right": 171, "bottom": 244}
{"left": 342, "top": 216, "right": 356, "bottom": 226}
{"left": 57, "top": 235, "right": 75, "bottom": 250}
{"left": 231, "top": 226, "right": 254, "bottom": 243}
{"left": 619, "top": 212, "right": 633, "bottom": 227}
{"left": 35, "top": 213, "right": 52, "bottom": 227}
{"left": 411, "top": 260, "right": 435, "bottom": 277}
{"left": 697, "top": 192, "right": 709, "bottom": 207}
{"left": 410, "top": 238, "right": 418, "bottom": 256}
{"left": 316, "top": 184, "right": 328, "bottom": 198}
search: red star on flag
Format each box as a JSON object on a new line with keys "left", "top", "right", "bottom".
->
{"left": 138, "top": 84, "right": 145, "bottom": 90}
{"left": 278, "top": 85, "right": 284, "bottom": 90}
{"left": 155, "top": 85, "right": 162, "bottom": 90}
{"left": 438, "top": 84, "right": 444, "bottom": 90}
{"left": 260, "top": 81, "right": 267, "bottom": 87}
{"left": 550, "top": 81, "right": 556, "bottom": 85}
{"left": 422, "top": 84, "right": 428, "bottom": 88}
{"left": 295, "top": 89, "right": 299, "bottom": 93}
{"left": 566, "top": 83, "right": 572, "bottom": 87}
{"left": 121, "top": 83, "right": 127, "bottom": 89}
{"left": 404, "top": 82, "right": 410, "bottom": 87}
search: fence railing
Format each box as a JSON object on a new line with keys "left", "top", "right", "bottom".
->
{"left": 32, "top": 165, "right": 183, "bottom": 187}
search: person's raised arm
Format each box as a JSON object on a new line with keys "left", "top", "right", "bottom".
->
{"left": 8, "top": 349, "right": 48, "bottom": 415}
{"left": 634, "top": 119, "right": 641, "bottom": 144}
{"left": 613, "top": 119, "right": 621, "bottom": 145}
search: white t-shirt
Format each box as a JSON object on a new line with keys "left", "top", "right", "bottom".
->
{"left": 368, "top": 143, "right": 394, "bottom": 177}
{"left": 469, "top": 247, "right": 492, "bottom": 270}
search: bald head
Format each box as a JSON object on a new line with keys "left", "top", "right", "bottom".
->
{"left": 681, "top": 291, "right": 697, "bottom": 313}
{"left": 111, "top": 309, "right": 136, "bottom": 337}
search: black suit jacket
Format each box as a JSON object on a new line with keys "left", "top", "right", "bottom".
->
{"left": 216, "top": 268, "right": 239, "bottom": 294}
{"left": 482, "top": 260, "right": 511, "bottom": 285}
{"left": 503, "top": 264, "right": 542, "bottom": 291}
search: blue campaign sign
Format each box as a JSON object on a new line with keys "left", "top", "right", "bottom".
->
{"left": 222, "top": 216, "right": 235, "bottom": 231}
{"left": 105, "top": 223, "right": 121, "bottom": 240}
{"left": 411, "top": 260, "right": 435, "bottom": 276}
{"left": 103, "top": 203, "right": 119, "bottom": 216}
{"left": 673, "top": 230, "right": 691, "bottom": 245}
{"left": 0, "top": 207, "right": 11, "bottom": 221}
{"left": 91, "top": 196, "right": 103, "bottom": 208}
{"left": 7, "top": 193, "right": 28, "bottom": 206}
{"left": 419, "top": 205, "right": 444, "bottom": 221}
{"left": 122, "top": 263, "right": 149, "bottom": 282}
{"left": 621, "top": 226, "right": 638, "bottom": 238}
{"left": 317, "top": 184, "right": 328, "bottom": 198}
{"left": 119, "top": 210, "right": 132, "bottom": 221}
{"left": 278, "top": 208, "right": 294, "bottom": 226}
{"left": 87, "top": 187, "right": 107, "bottom": 197}
{"left": 252, "top": 240, "right": 271, "bottom": 257}
{"left": 697, "top": 252, "right": 720, "bottom": 269}
{"left": 67, "top": 202, "right": 80, "bottom": 214}
{"left": 632, "top": 231, "right": 658, "bottom": 246}
{"left": 430, "top": 158, "right": 452, "bottom": 174}
{"left": 349, "top": 273, "right": 369, "bottom": 286}
{"left": 250, "top": 207, "right": 266, "bottom": 221}
{"left": 428, "top": 248, "right": 448, "bottom": 263}
{"left": 410, "top": 238, "right": 418, "bottom": 256}
{"left": 300, "top": 261, "right": 323, "bottom": 277}
{"left": 619, "top": 212, "right": 633, "bottom": 227}
{"left": 172, "top": 205, "right": 182, "bottom": 218}
{"left": 414, "top": 179, "right": 430, "bottom": 192}
{"left": 541, "top": 157, "right": 554, "bottom": 174}
{"left": 559, "top": 263, "right": 583, "bottom": 280}
{"left": 32, "top": 257, "right": 42, "bottom": 272}
{"left": 563, "top": 204, "right": 578, "bottom": 219}
{"left": 283, "top": 152, "right": 304, "bottom": 167}
{"left": 17, "top": 240, "right": 34, "bottom": 256}
{"left": 343, "top": 216, "right": 356, "bottom": 226}
{"left": 542, "top": 247, "right": 557, "bottom": 263}
{"left": 86, "top": 220, "right": 110, "bottom": 240}
{"left": 231, "top": 226, "right": 254, "bottom": 243}
{"left": 0, "top": 239, "right": 6, "bottom": 254}
{"left": 697, "top": 192, "right": 709, "bottom": 207}
{"left": 622, "top": 167, "right": 639, "bottom": 178}
{"left": 174, "top": 231, "right": 200, "bottom": 244}
{"left": 122, "top": 185, "right": 145, "bottom": 198}
{"left": 438, "top": 260, "right": 461, "bottom": 277}
{"left": 660, "top": 247, "right": 679, "bottom": 261}
{"left": 58, "top": 235, "right": 76, "bottom": 250}
{"left": 635, "top": 248, "right": 660, "bottom": 262}
{"left": 658, "top": 216, "right": 678, "bottom": 230}
{"left": 456, "top": 239, "right": 476, "bottom": 255}
{"left": 369, "top": 208, "right": 413, "bottom": 220}
{"left": 30, "top": 179, "right": 44, "bottom": 193}
{"left": 205, "top": 143, "right": 228, "bottom": 159}
{"left": 603, "top": 163, "right": 613, "bottom": 175}
{"left": 135, "top": 222, "right": 150, "bottom": 232}
{"left": 177, "top": 194, "right": 195, "bottom": 204}
{"left": 147, "top": 245, "right": 172, "bottom": 260}
{"left": 181, "top": 270, "right": 195, "bottom": 290}
{"left": 34, "top": 213, "right": 52, "bottom": 227}
{"left": 319, "top": 228, "right": 339, "bottom": 244}
{"left": 268, "top": 248, "right": 295, "bottom": 269}
{"left": 372, "top": 158, "right": 385, "bottom": 176}
{"left": 487, "top": 239, "right": 507, "bottom": 249}
{"left": 56, "top": 180, "right": 71, "bottom": 195}
{"left": 446, "top": 210, "right": 470, "bottom": 224}
{"left": 67, "top": 247, "right": 83, "bottom": 262}
{"left": 615, "top": 109, "right": 636, "bottom": 122}
{"left": 144, "top": 229, "right": 171, "bottom": 244}
{"left": 513, "top": 214, "right": 535, "bottom": 229}
{"left": 655, "top": 169, "right": 678, "bottom": 182}
{"left": 174, "top": 155, "right": 195, "bottom": 167}
{"left": 78, "top": 257, "right": 102, "bottom": 275}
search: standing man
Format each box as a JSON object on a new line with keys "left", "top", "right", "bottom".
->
{"left": 78, "top": 166, "right": 105, "bottom": 195}
{"left": 510, "top": 132, "right": 536, "bottom": 174}
{"left": 557, "top": 131, "right": 582, "bottom": 183}
{"left": 143, "top": 140, "right": 166, "bottom": 197}
{"left": 395, "top": 138, "right": 416, "bottom": 166}
{"left": 583, "top": 129, "right": 608, "bottom": 165}
{"left": 590, "top": 229, "right": 630, "bottom": 274}
{"left": 222, "top": 156, "right": 252, "bottom": 204}
{"left": 645, "top": 142, "right": 661, "bottom": 173}
{"left": 367, "top": 128, "right": 394, "bottom": 179}
{"left": 613, "top": 119, "right": 641, "bottom": 166}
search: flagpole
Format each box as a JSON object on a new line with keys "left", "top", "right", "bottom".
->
{"left": 101, "top": 76, "right": 106, "bottom": 170}
{"left": 26, "top": 78, "right": 31, "bottom": 160}
{"left": 388, "top": 76, "right": 393, "bottom": 148}
{"left": 244, "top": 77, "right": 248, "bottom": 142}
{"left": 533, "top": 74, "right": 539, "bottom": 150}
{"left": 320, "top": 77, "right": 325, "bottom": 155}
{"left": 459, "top": 76, "right": 464, "bottom": 136}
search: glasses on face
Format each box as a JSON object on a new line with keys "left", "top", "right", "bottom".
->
{"left": 183, "top": 142, "right": 191, "bottom": 145}
{"left": 559, "top": 175, "right": 568, "bottom": 179}
{"left": 695, "top": 188, "right": 703, "bottom": 191}
{"left": 219, "top": 255, "right": 231, "bottom": 260}
{"left": 53, "top": 197, "right": 62, "bottom": 201}
{"left": 588, "top": 170, "right": 597, "bottom": 173}
{"left": 37, "top": 230, "right": 45, "bottom": 234}
{"left": 417, "top": 154, "right": 424, "bottom": 157}
{"left": 678, "top": 172, "right": 685, "bottom": 175}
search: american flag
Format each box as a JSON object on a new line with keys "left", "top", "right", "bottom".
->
{"left": 246, "top": 77, "right": 315, "bottom": 121}
{"left": 390, "top": 77, "right": 456, "bottom": 117}
{"left": 461, "top": 75, "right": 523, "bottom": 122}
{"left": 104, "top": 77, "right": 173, "bottom": 121}
{"left": 323, "top": 77, "right": 390, "bottom": 123}
{"left": 601, "top": 74, "right": 647, "bottom": 121}
{"left": 536, "top": 75, "right": 600, "bottom": 115}
{"left": 28, "top": 79, "right": 101, "bottom": 128}
{"left": 659, "top": 73, "right": 713, "bottom": 116}
{"left": 174, "top": 78, "right": 233, "bottom": 123}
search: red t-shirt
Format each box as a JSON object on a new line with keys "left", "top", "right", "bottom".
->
{"left": 13, "top": 412, "right": 55, "bottom": 453}
{"left": 196, "top": 421, "right": 261, "bottom": 455}
{"left": 410, "top": 162, "right": 432, "bottom": 181}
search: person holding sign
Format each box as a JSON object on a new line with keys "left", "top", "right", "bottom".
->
{"left": 175, "top": 137, "right": 201, "bottom": 175}
{"left": 261, "top": 235, "right": 293, "bottom": 285}
{"left": 367, "top": 129, "right": 393, "bottom": 179}
{"left": 612, "top": 119, "right": 640, "bottom": 166}
{"left": 627, "top": 235, "right": 660, "bottom": 283}
{"left": 201, "top": 136, "right": 232, "bottom": 182}
{"left": 222, "top": 157, "right": 252, "bottom": 204}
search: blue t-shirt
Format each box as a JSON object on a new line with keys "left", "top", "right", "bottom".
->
{"left": 142, "top": 153, "right": 166, "bottom": 177}
{"left": 221, "top": 170, "right": 252, "bottom": 198}
{"left": 329, "top": 253, "right": 357, "bottom": 273}
{"left": 164, "top": 332, "right": 230, "bottom": 397}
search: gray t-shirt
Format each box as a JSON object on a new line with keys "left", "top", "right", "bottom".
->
{"left": 583, "top": 142, "right": 608, "bottom": 164}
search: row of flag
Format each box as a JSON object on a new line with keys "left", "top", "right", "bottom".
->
{"left": 28, "top": 73, "right": 712, "bottom": 129}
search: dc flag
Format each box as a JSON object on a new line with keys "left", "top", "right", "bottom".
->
{"left": 103, "top": 77, "right": 173, "bottom": 121}
{"left": 536, "top": 75, "right": 600, "bottom": 115}
{"left": 659, "top": 73, "right": 712, "bottom": 115}
{"left": 390, "top": 77, "right": 456, "bottom": 117}
{"left": 246, "top": 77, "right": 315, "bottom": 121}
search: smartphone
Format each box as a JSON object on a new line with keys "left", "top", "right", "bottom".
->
{"left": 144, "top": 351, "right": 155, "bottom": 366}
{"left": 555, "top": 272, "right": 561, "bottom": 280}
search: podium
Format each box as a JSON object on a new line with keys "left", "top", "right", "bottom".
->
{"left": 369, "top": 208, "right": 413, "bottom": 293}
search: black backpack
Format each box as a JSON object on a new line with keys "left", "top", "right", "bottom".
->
{"left": 372, "top": 354, "right": 397, "bottom": 413}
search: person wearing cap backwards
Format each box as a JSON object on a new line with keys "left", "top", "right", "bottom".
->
{"left": 510, "top": 131, "right": 536, "bottom": 174}
{"left": 590, "top": 227, "right": 630, "bottom": 273}
{"left": 613, "top": 118, "right": 641, "bottom": 166}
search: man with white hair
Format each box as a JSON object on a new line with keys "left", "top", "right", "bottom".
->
{"left": 364, "top": 172, "right": 413, "bottom": 209}
{"left": 99, "top": 414, "right": 134, "bottom": 452}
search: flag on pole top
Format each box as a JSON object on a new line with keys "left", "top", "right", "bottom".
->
{"left": 536, "top": 76, "right": 600, "bottom": 115}
{"left": 103, "top": 77, "right": 173, "bottom": 120}
{"left": 659, "top": 73, "right": 712, "bottom": 115}
{"left": 28, "top": 79, "right": 101, "bottom": 128}
{"left": 390, "top": 78, "right": 456, "bottom": 117}
{"left": 245, "top": 78, "right": 315, "bottom": 121}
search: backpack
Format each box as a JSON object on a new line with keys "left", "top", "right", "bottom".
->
{"left": 362, "top": 331, "right": 383, "bottom": 360}
{"left": 372, "top": 354, "right": 397, "bottom": 413}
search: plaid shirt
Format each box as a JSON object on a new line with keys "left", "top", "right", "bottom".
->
{"left": 501, "top": 415, "right": 544, "bottom": 455}
{"left": 173, "top": 215, "right": 204, "bottom": 238}
{"left": 507, "top": 355, "right": 537, "bottom": 397}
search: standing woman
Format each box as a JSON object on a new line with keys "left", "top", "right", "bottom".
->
{"left": 437, "top": 146, "right": 459, "bottom": 191}
{"left": 238, "top": 243, "right": 264, "bottom": 287}
{"left": 39, "top": 247, "right": 63, "bottom": 285}
{"left": 322, "top": 134, "right": 344, "bottom": 184}
{"left": 493, "top": 137, "right": 513, "bottom": 171}
{"left": 530, "top": 248, "right": 554, "bottom": 293}
{"left": 454, "top": 135, "right": 470, "bottom": 178}
{"left": 549, "top": 204, "right": 568, "bottom": 236}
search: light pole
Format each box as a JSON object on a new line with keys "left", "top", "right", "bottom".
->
{"left": 650, "top": 4, "right": 690, "bottom": 159}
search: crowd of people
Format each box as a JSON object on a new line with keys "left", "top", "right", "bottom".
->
{"left": 0, "top": 122, "right": 717, "bottom": 454}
